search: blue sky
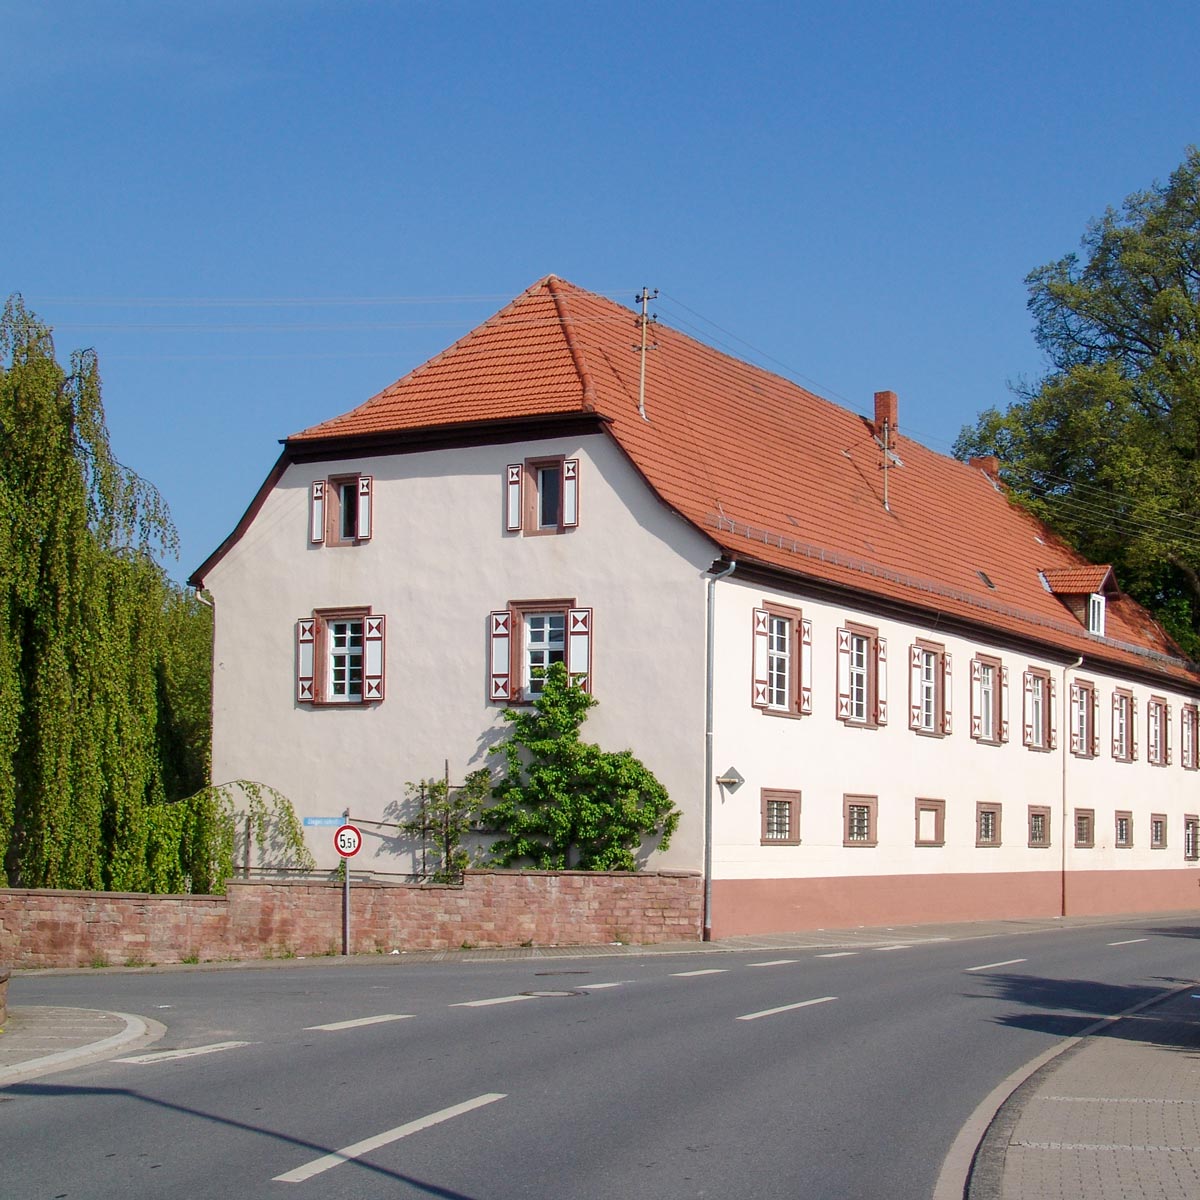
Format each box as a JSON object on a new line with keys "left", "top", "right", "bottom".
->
{"left": 4, "top": 1, "right": 1199, "bottom": 583}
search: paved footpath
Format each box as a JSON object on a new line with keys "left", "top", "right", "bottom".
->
{"left": 4, "top": 915, "right": 1199, "bottom": 1197}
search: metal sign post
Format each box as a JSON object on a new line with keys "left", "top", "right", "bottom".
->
{"left": 334, "top": 810, "right": 361, "bottom": 955}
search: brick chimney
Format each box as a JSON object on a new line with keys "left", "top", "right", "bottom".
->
{"left": 969, "top": 455, "right": 1000, "bottom": 476}
{"left": 873, "top": 390, "right": 898, "bottom": 447}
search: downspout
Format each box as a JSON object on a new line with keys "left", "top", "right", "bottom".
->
{"left": 1061, "top": 655, "right": 1083, "bottom": 917}
{"left": 704, "top": 559, "right": 738, "bottom": 941}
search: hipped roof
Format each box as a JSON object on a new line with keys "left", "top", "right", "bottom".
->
{"left": 228, "top": 276, "right": 1198, "bottom": 688}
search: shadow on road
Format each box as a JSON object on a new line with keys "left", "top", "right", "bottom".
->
{"left": 0, "top": 1080, "right": 483, "bottom": 1198}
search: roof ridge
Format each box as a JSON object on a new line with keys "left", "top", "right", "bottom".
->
{"left": 545, "top": 276, "right": 597, "bottom": 412}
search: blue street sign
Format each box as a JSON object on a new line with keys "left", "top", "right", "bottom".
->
{"left": 302, "top": 817, "right": 343, "bottom": 827}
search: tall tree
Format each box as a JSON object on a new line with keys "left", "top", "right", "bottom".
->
{"left": 0, "top": 296, "right": 196, "bottom": 887}
{"left": 955, "top": 148, "right": 1200, "bottom": 656}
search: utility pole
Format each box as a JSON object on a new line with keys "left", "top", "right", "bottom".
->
{"left": 635, "top": 286, "right": 658, "bottom": 422}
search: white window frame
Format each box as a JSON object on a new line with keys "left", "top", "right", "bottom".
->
{"left": 1088, "top": 592, "right": 1106, "bottom": 635}
{"left": 523, "top": 610, "right": 567, "bottom": 698}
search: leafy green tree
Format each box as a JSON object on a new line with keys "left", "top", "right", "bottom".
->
{"left": 955, "top": 148, "right": 1200, "bottom": 656}
{"left": 1, "top": 296, "right": 299, "bottom": 891}
{"left": 481, "top": 663, "right": 680, "bottom": 870}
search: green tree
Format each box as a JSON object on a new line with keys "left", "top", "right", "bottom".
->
{"left": 481, "top": 663, "right": 680, "bottom": 870}
{"left": 955, "top": 148, "right": 1200, "bottom": 656}
{"left": 0, "top": 296, "right": 290, "bottom": 891}
{"left": 399, "top": 769, "right": 490, "bottom": 882}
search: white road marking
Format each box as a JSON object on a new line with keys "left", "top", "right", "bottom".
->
{"left": 671, "top": 969, "right": 728, "bottom": 977}
{"left": 875, "top": 945, "right": 911, "bottom": 951}
{"left": 748, "top": 959, "right": 798, "bottom": 967}
{"left": 306, "top": 1014, "right": 413, "bottom": 1031}
{"left": 580, "top": 982, "right": 630, "bottom": 989}
{"left": 737, "top": 996, "right": 837, "bottom": 1022}
{"left": 1108, "top": 938, "right": 1148, "bottom": 946}
{"left": 964, "top": 958, "right": 1027, "bottom": 973}
{"left": 116, "top": 1041, "right": 252, "bottom": 1064}
{"left": 272, "top": 1093, "right": 506, "bottom": 1183}
{"left": 815, "top": 952, "right": 857, "bottom": 958}
{"left": 451, "top": 995, "right": 533, "bottom": 1008}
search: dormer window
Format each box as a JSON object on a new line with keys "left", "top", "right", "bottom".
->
{"left": 1087, "top": 593, "right": 1105, "bottom": 636}
{"left": 1040, "top": 565, "right": 1116, "bottom": 635}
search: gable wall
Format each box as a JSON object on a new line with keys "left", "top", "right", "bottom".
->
{"left": 204, "top": 432, "right": 716, "bottom": 874}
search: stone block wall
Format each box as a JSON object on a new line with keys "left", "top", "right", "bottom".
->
{"left": 0, "top": 869, "right": 703, "bottom": 969}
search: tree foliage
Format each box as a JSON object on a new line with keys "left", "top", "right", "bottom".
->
{"left": 399, "top": 769, "right": 490, "bottom": 882}
{"left": 481, "top": 663, "right": 680, "bottom": 870}
{"left": 1, "top": 296, "right": 302, "bottom": 891}
{"left": 955, "top": 148, "right": 1200, "bottom": 656}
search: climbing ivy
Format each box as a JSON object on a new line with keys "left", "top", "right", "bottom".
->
{"left": 0, "top": 296, "right": 305, "bottom": 892}
{"left": 481, "top": 662, "right": 680, "bottom": 870}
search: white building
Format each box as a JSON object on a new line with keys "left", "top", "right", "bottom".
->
{"left": 192, "top": 276, "right": 1200, "bottom": 937}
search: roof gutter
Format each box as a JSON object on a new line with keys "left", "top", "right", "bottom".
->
{"left": 704, "top": 558, "right": 738, "bottom": 940}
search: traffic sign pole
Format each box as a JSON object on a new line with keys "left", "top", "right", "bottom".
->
{"left": 338, "top": 810, "right": 353, "bottom": 954}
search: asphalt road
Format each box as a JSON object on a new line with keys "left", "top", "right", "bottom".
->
{"left": 4, "top": 916, "right": 1198, "bottom": 1199}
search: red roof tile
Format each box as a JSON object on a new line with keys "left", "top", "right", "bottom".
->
{"left": 1041, "top": 566, "right": 1115, "bottom": 595}
{"left": 285, "top": 276, "right": 1198, "bottom": 688}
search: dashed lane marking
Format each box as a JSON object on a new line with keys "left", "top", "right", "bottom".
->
{"left": 579, "top": 982, "right": 631, "bottom": 990}
{"left": 815, "top": 952, "right": 857, "bottom": 958}
{"left": 272, "top": 1093, "right": 507, "bottom": 1183}
{"left": 671, "top": 969, "right": 728, "bottom": 978}
{"left": 1108, "top": 938, "right": 1148, "bottom": 946}
{"left": 451, "top": 995, "right": 534, "bottom": 1008}
{"left": 737, "top": 996, "right": 838, "bottom": 1022}
{"left": 116, "top": 1041, "right": 253, "bottom": 1064}
{"left": 748, "top": 960, "right": 799, "bottom": 967}
{"left": 964, "top": 958, "right": 1027, "bottom": 973}
{"left": 306, "top": 1015, "right": 414, "bottom": 1031}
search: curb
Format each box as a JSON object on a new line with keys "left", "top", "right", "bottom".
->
{"left": 0, "top": 1010, "right": 167, "bottom": 1086}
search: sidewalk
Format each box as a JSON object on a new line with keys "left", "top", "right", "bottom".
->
{"left": 965, "top": 983, "right": 1200, "bottom": 1199}
{"left": 0, "top": 1006, "right": 165, "bottom": 1086}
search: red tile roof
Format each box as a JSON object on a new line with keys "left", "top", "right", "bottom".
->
{"left": 1041, "top": 566, "right": 1115, "bottom": 595}
{"left": 285, "top": 275, "right": 1197, "bottom": 688}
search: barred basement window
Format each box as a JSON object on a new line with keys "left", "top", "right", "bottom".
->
{"left": 1075, "top": 808, "right": 1095, "bottom": 849}
{"left": 1151, "top": 813, "right": 1167, "bottom": 849}
{"left": 1185, "top": 815, "right": 1199, "bottom": 861}
{"left": 844, "top": 795, "right": 878, "bottom": 847}
{"left": 761, "top": 789, "right": 801, "bottom": 846}
{"left": 1028, "top": 805, "right": 1051, "bottom": 848}
{"left": 976, "top": 803, "right": 1001, "bottom": 847}
{"left": 1115, "top": 811, "right": 1133, "bottom": 848}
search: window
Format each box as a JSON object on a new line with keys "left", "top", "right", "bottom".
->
{"left": 1182, "top": 706, "right": 1199, "bottom": 770}
{"left": 1151, "top": 814, "right": 1167, "bottom": 849}
{"left": 310, "top": 475, "right": 373, "bottom": 544}
{"left": 295, "top": 609, "right": 385, "bottom": 704}
{"left": 909, "top": 642, "right": 952, "bottom": 735}
{"left": 1088, "top": 593, "right": 1106, "bottom": 635}
{"left": 505, "top": 457, "right": 579, "bottom": 535}
{"left": 1147, "top": 696, "right": 1170, "bottom": 766}
{"left": 1112, "top": 689, "right": 1134, "bottom": 761}
{"left": 1022, "top": 668, "right": 1055, "bottom": 751}
{"left": 970, "top": 654, "right": 1008, "bottom": 744}
{"left": 976, "top": 803, "right": 1002, "bottom": 847}
{"left": 761, "top": 789, "right": 801, "bottom": 845}
{"left": 843, "top": 795, "right": 878, "bottom": 847}
{"left": 1115, "top": 811, "right": 1133, "bottom": 848}
{"left": 837, "top": 624, "right": 887, "bottom": 727}
{"left": 752, "top": 604, "right": 812, "bottom": 717}
{"left": 1185, "top": 815, "right": 1199, "bottom": 861}
{"left": 1070, "top": 680, "right": 1099, "bottom": 758}
{"left": 914, "top": 798, "right": 945, "bottom": 847}
{"left": 1074, "top": 808, "right": 1095, "bottom": 849}
{"left": 488, "top": 602, "right": 592, "bottom": 702}
{"left": 1028, "top": 805, "right": 1051, "bottom": 848}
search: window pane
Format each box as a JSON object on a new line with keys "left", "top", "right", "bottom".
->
{"left": 848, "top": 805, "right": 871, "bottom": 841}
{"left": 339, "top": 482, "right": 358, "bottom": 540}
{"left": 768, "top": 616, "right": 791, "bottom": 709}
{"left": 766, "top": 800, "right": 791, "bottom": 840}
{"left": 920, "top": 651, "right": 936, "bottom": 730}
{"left": 850, "top": 635, "right": 869, "bottom": 722}
{"left": 526, "top": 612, "right": 566, "bottom": 695}
{"left": 329, "top": 618, "right": 364, "bottom": 701}
{"left": 538, "top": 466, "right": 561, "bottom": 528}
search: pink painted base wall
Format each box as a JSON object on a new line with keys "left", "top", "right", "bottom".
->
{"left": 0, "top": 869, "right": 703, "bottom": 969}
{"left": 710, "top": 868, "right": 1200, "bottom": 938}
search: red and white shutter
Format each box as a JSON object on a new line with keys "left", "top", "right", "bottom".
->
{"left": 943, "top": 653, "right": 953, "bottom": 734}
{"left": 1047, "top": 675, "right": 1057, "bottom": 749}
{"left": 909, "top": 645, "right": 923, "bottom": 730}
{"left": 361, "top": 614, "right": 385, "bottom": 700}
{"left": 505, "top": 465, "right": 523, "bottom": 532}
{"left": 799, "top": 618, "right": 813, "bottom": 715}
{"left": 1023, "top": 671, "right": 1035, "bottom": 746}
{"left": 1111, "top": 692, "right": 1122, "bottom": 757}
{"left": 567, "top": 608, "right": 593, "bottom": 692}
{"left": 296, "top": 618, "right": 316, "bottom": 702}
{"left": 1000, "top": 665, "right": 1010, "bottom": 742}
{"left": 970, "top": 659, "right": 983, "bottom": 740}
{"left": 875, "top": 637, "right": 888, "bottom": 725}
{"left": 489, "top": 610, "right": 512, "bottom": 701}
{"left": 356, "top": 476, "right": 373, "bottom": 541}
{"left": 1069, "top": 683, "right": 1082, "bottom": 754}
{"left": 752, "top": 609, "right": 770, "bottom": 709}
{"left": 1130, "top": 695, "right": 1139, "bottom": 760}
{"left": 1166, "top": 703, "right": 1173, "bottom": 765}
{"left": 310, "top": 481, "right": 326, "bottom": 544}
{"left": 836, "top": 627, "right": 852, "bottom": 719}
{"left": 562, "top": 459, "right": 579, "bottom": 528}
{"left": 1091, "top": 687, "right": 1101, "bottom": 757}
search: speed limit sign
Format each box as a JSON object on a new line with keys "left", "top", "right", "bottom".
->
{"left": 334, "top": 823, "right": 362, "bottom": 857}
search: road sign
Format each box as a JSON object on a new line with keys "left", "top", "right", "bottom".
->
{"left": 303, "top": 817, "right": 342, "bottom": 827}
{"left": 334, "top": 823, "right": 362, "bottom": 857}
